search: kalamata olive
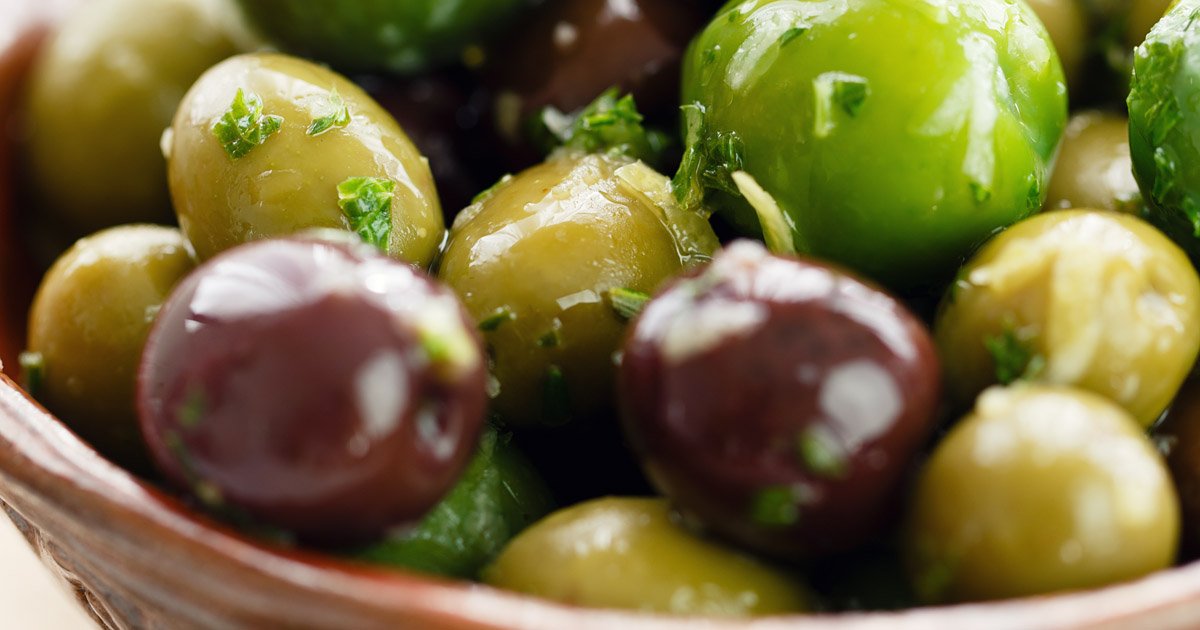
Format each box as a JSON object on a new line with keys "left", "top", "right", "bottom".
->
{"left": 23, "top": 225, "right": 195, "bottom": 472}
{"left": 138, "top": 236, "right": 486, "bottom": 543}
{"left": 1155, "top": 377, "right": 1200, "bottom": 557}
{"left": 935, "top": 210, "right": 1200, "bottom": 427}
{"left": 620, "top": 240, "right": 941, "bottom": 557}
{"left": 1043, "top": 111, "right": 1141, "bottom": 213}
{"left": 167, "top": 53, "right": 443, "bottom": 264}
{"left": 905, "top": 385, "right": 1179, "bottom": 604}
{"left": 484, "top": 0, "right": 705, "bottom": 163}
{"left": 483, "top": 497, "right": 812, "bottom": 615}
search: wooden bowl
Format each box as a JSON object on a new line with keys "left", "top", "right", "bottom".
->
{"left": 4, "top": 4, "right": 1200, "bottom": 629}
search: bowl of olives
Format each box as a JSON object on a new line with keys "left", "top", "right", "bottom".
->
{"left": 4, "top": 0, "right": 1200, "bottom": 628}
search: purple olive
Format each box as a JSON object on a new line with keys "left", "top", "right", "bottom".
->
{"left": 619, "top": 241, "right": 942, "bottom": 557}
{"left": 138, "top": 236, "right": 487, "bottom": 543}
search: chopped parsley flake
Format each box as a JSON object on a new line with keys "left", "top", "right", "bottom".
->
{"left": 337, "top": 176, "right": 395, "bottom": 251}
{"left": 479, "top": 306, "right": 516, "bottom": 331}
{"left": 813, "top": 72, "right": 869, "bottom": 139}
{"left": 672, "top": 102, "right": 746, "bottom": 210}
{"left": 531, "top": 88, "right": 666, "bottom": 164}
{"left": 750, "top": 485, "right": 803, "bottom": 527}
{"left": 984, "top": 323, "right": 1045, "bottom": 385}
{"left": 212, "top": 88, "right": 283, "bottom": 159}
{"left": 796, "top": 427, "right": 848, "bottom": 478}
{"left": 607, "top": 288, "right": 650, "bottom": 321}
{"left": 307, "top": 87, "right": 351, "bottom": 136}
{"left": 18, "top": 352, "right": 44, "bottom": 398}
{"left": 779, "top": 27, "right": 808, "bottom": 46}
{"left": 542, "top": 365, "right": 571, "bottom": 427}
{"left": 536, "top": 320, "right": 564, "bottom": 348}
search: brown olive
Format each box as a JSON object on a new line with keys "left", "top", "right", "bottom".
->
{"left": 1043, "top": 111, "right": 1141, "bottom": 214}
{"left": 620, "top": 241, "right": 942, "bottom": 557}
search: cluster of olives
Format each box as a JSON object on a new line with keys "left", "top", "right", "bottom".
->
{"left": 12, "top": 0, "right": 1200, "bottom": 618}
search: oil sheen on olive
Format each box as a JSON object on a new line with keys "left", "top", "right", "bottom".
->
{"left": 483, "top": 497, "right": 811, "bottom": 616}
{"left": 138, "top": 237, "right": 486, "bottom": 543}
{"left": 935, "top": 210, "right": 1200, "bottom": 427}
{"left": 167, "top": 53, "right": 443, "bottom": 264}
{"left": 1043, "top": 111, "right": 1141, "bottom": 213}
{"left": 23, "top": 0, "right": 249, "bottom": 236}
{"left": 438, "top": 152, "right": 718, "bottom": 427}
{"left": 620, "top": 241, "right": 942, "bottom": 557}
{"left": 905, "top": 385, "right": 1179, "bottom": 604}
{"left": 25, "top": 225, "right": 195, "bottom": 473}
{"left": 486, "top": 0, "right": 705, "bottom": 156}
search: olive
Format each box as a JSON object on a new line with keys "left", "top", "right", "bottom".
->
{"left": 1127, "top": 0, "right": 1173, "bottom": 48}
{"left": 1023, "top": 0, "right": 1088, "bottom": 91}
{"left": 934, "top": 210, "right": 1200, "bottom": 427}
{"left": 166, "top": 53, "right": 443, "bottom": 265}
{"left": 679, "top": 0, "right": 1067, "bottom": 291}
{"left": 1129, "top": 3, "right": 1200, "bottom": 261}
{"left": 620, "top": 240, "right": 941, "bottom": 557}
{"left": 353, "top": 424, "right": 554, "bottom": 579}
{"left": 23, "top": 225, "right": 194, "bottom": 472}
{"left": 138, "top": 236, "right": 486, "bottom": 543}
{"left": 484, "top": 0, "right": 705, "bottom": 163}
{"left": 22, "top": 0, "right": 249, "bottom": 236}
{"left": 1043, "top": 111, "right": 1141, "bottom": 213}
{"left": 483, "top": 497, "right": 811, "bottom": 616}
{"left": 233, "top": 0, "right": 540, "bottom": 75}
{"left": 438, "top": 152, "right": 718, "bottom": 428}
{"left": 1155, "top": 377, "right": 1200, "bottom": 557}
{"left": 905, "top": 385, "right": 1179, "bottom": 604}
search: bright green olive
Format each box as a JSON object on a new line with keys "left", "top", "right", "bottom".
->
{"left": 905, "top": 385, "right": 1179, "bottom": 604}
{"left": 24, "top": 225, "right": 195, "bottom": 472}
{"left": 23, "top": 0, "right": 250, "bottom": 237}
{"left": 1129, "top": 0, "right": 1200, "bottom": 262}
{"left": 233, "top": 0, "right": 540, "bottom": 75}
{"left": 1043, "top": 111, "right": 1142, "bottom": 214}
{"left": 353, "top": 425, "right": 554, "bottom": 580}
{"left": 935, "top": 210, "right": 1200, "bottom": 426}
{"left": 680, "top": 0, "right": 1067, "bottom": 291}
{"left": 483, "top": 497, "right": 811, "bottom": 616}
{"left": 167, "top": 52, "right": 443, "bottom": 264}
{"left": 438, "top": 152, "right": 718, "bottom": 427}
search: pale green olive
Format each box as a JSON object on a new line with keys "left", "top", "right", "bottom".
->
{"left": 483, "top": 497, "right": 811, "bottom": 616}
{"left": 1043, "top": 111, "right": 1141, "bottom": 214}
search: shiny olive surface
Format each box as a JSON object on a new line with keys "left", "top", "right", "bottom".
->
{"left": 438, "top": 152, "right": 718, "bottom": 427}
{"left": 167, "top": 53, "right": 443, "bottom": 264}
{"left": 935, "top": 210, "right": 1200, "bottom": 426}
{"left": 680, "top": 0, "right": 1067, "bottom": 291}
{"left": 1043, "top": 111, "right": 1141, "bottom": 213}
{"left": 354, "top": 424, "right": 554, "bottom": 579}
{"left": 23, "top": 0, "right": 247, "bottom": 236}
{"left": 620, "top": 241, "right": 941, "bottom": 557}
{"left": 25, "top": 225, "right": 194, "bottom": 472}
{"left": 1129, "top": 0, "right": 1200, "bottom": 262}
{"left": 138, "top": 237, "right": 486, "bottom": 543}
{"left": 905, "top": 385, "right": 1179, "bottom": 604}
{"left": 1023, "top": 0, "right": 1088, "bottom": 90}
{"left": 485, "top": 0, "right": 705, "bottom": 158}
{"left": 483, "top": 497, "right": 811, "bottom": 616}
{"left": 234, "top": 0, "right": 539, "bottom": 74}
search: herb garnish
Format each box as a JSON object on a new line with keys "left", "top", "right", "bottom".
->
{"left": 212, "top": 88, "right": 283, "bottom": 159}
{"left": 336, "top": 177, "right": 395, "bottom": 251}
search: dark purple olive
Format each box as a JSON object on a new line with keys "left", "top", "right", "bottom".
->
{"left": 1156, "top": 377, "right": 1200, "bottom": 558}
{"left": 138, "top": 236, "right": 487, "bottom": 544}
{"left": 619, "top": 240, "right": 942, "bottom": 557}
{"left": 483, "top": 0, "right": 705, "bottom": 161}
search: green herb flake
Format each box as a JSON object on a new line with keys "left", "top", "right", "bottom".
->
{"left": 672, "top": 102, "right": 746, "bottom": 210}
{"left": 307, "top": 87, "right": 351, "bottom": 136}
{"left": 750, "top": 485, "right": 803, "bottom": 527}
{"left": 542, "top": 365, "right": 571, "bottom": 427}
{"left": 337, "top": 176, "right": 395, "bottom": 251}
{"left": 607, "top": 287, "right": 650, "bottom": 321}
{"left": 177, "top": 387, "right": 207, "bottom": 429}
{"left": 536, "top": 320, "right": 564, "bottom": 349}
{"left": 479, "top": 306, "right": 516, "bottom": 332}
{"left": 532, "top": 88, "right": 664, "bottom": 163}
{"left": 969, "top": 180, "right": 993, "bottom": 204}
{"left": 779, "top": 27, "right": 809, "bottom": 46}
{"left": 212, "top": 88, "right": 284, "bottom": 159}
{"left": 18, "top": 352, "right": 44, "bottom": 397}
{"left": 983, "top": 323, "right": 1045, "bottom": 385}
{"left": 796, "top": 428, "right": 847, "bottom": 479}
{"left": 813, "top": 73, "right": 869, "bottom": 139}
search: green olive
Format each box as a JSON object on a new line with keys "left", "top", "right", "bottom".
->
{"left": 1127, "top": 0, "right": 1174, "bottom": 48}
{"left": 483, "top": 497, "right": 810, "bottom": 616}
{"left": 1024, "top": 0, "right": 1088, "bottom": 91}
{"left": 24, "top": 225, "right": 195, "bottom": 472}
{"left": 438, "top": 153, "right": 718, "bottom": 426}
{"left": 167, "top": 52, "right": 443, "bottom": 264}
{"left": 23, "top": 0, "right": 250, "bottom": 236}
{"left": 1043, "top": 111, "right": 1141, "bottom": 214}
{"left": 905, "top": 385, "right": 1179, "bottom": 604}
{"left": 935, "top": 209, "right": 1200, "bottom": 426}
{"left": 353, "top": 425, "right": 554, "bottom": 580}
